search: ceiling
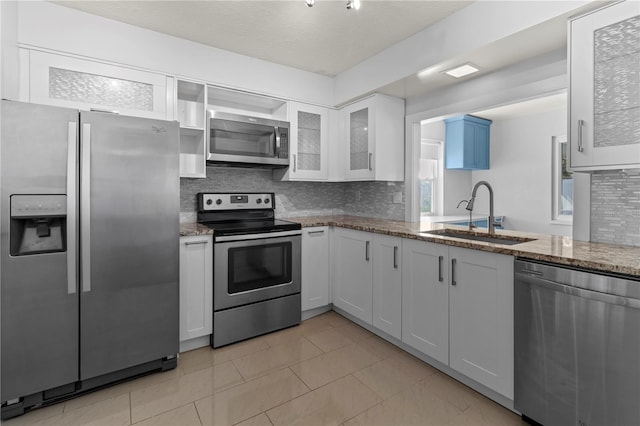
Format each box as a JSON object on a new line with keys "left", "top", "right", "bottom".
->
{"left": 51, "top": 0, "right": 603, "bottom": 105}
{"left": 53, "top": 0, "right": 472, "bottom": 77}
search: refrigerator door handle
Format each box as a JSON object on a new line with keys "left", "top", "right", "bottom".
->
{"left": 67, "top": 121, "right": 78, "bottom": 294}
{"left": 81, "top": 123, "right": 91, "bottom": 293}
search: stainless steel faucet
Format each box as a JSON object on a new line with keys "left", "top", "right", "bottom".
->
{"left": 465, "top": 181, "right": 498, "bottom": 234}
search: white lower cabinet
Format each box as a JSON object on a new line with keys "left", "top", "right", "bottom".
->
{"left": 301, "top": 227, "right": 330, "bottom": 311}
{"left": 372, "top": 234, "right": 402, "bottom": 340}
{"left": 449, "top": 246, "right": 514, "bottom": 399}
{"left": 401, "top": 239, "right": 514, "bottom": 399}
{"left": 401, "top": 239, "right": 449, "bottom": 365}
{"left": 179, "top": 235, "right": 213, "bottom": 345}
{"left": 332, "top": 228, "right": 373, "bottom": 324}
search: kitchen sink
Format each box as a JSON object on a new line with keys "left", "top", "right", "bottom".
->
{"left": 422, "top": 229, "right": 536, "bottom": 246}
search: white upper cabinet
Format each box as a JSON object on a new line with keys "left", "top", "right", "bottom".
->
{"left": 282, "top": 102, "right": 329, "bottom": 181}
{"left": 27, "top": 50, "right": 170, "bottom": 120}
{"left": 341, "top": 94, "right": 405, "bottom": 181}
{"left": 176, "top": 80, "right": 207, "bottom": 178}
{"left": 569, "top": 1, "right": 640, "bottom": 171}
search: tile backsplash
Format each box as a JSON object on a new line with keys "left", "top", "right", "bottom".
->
{"left": 591, "top": 169, "right": 640, "bottom": 247}
{"left": 180, "top": 167, "right": 405, "bottom": 222}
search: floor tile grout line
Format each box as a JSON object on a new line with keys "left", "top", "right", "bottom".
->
{"left": 192, "top": 401, "right": 204, "bottom": 426}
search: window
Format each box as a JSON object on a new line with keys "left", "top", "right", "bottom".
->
{"left": 552, "top": 135, "right": 573, "bottom": 221}
{"left": 419, "top": 141, "right": 441, "bottom": 216}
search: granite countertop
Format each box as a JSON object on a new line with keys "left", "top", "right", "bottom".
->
{"left": 179, "top": 222, "right": 214, "bottom": 236}
{"left": 289, "top": 215, "right": 640, "bottom": 277}
{"left": 180, "top": 215, "right": 640, "bottom": 276}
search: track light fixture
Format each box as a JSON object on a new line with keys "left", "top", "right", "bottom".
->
{"left": 304, "top": 0, "right": 361, "bottom": 10}
{"left": 346, "top": 0, "right": 361, "bottom": 10}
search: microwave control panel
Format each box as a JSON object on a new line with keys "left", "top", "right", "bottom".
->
{"left": 198, "top": 193, "right": 274, "bottom": 211}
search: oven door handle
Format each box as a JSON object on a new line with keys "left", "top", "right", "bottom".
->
{"left": 215, "top": 229, "right": 302, "bottom": 242}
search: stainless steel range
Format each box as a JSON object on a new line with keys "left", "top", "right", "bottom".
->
{"left": 197, "top": 193, "right": 301, "bottom": 347}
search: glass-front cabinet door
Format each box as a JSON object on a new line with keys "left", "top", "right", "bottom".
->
{"left": 569, "top": 1, "right": 640, "bottom": 170}
{"left": 288, "top": 102, "right": 329, "bottom": 180}
{"left": 343, "top": 98, "right": 375, "bottom": 180}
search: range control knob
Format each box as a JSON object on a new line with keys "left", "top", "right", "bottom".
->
{"left": 216, "top": 199, "right": 222, "bottom": 205}
{"left": 206, "top": 199, "right": 213, "bottom": 205}
{"left": 264, "top": 198, "right": 270, "bottom": 204}
{"left": 256, "top": 198, "right": 262, "bottom": 204}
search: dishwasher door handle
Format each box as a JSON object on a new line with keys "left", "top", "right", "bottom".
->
{"left": 516, "top": 273, "right": 640, "bottom": 309}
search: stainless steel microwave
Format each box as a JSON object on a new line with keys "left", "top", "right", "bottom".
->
{"left": 207, "top": 111, "right": 290, "bottom": 167}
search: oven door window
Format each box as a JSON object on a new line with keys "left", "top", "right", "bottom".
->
{"left": 228, "top": 241, "right": 292, "bottom": 294}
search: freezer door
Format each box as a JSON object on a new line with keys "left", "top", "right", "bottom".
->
{"left": 79, "top": 111, "right": 179, "bottom": 380}
{"left": 1, "top": 101, "right": 79, "bottom": 402}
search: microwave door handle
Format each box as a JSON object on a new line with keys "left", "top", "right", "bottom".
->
{"left": 275, "top": 127, "right": 281, "bottom": 157}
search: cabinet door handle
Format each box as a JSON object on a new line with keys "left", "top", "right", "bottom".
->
{"left": 184, "top": 240, "right": 209, "bottom": 246}
{"left": 366, "top": 241, "right": 370, "bottom": 261}
{"left": 293, "top": 154, "right": 297, "bottom": 172}
{"left": 451, "top": 258, "right": 457, "bottom": 286}
{"left": 438, "top": 256, "right": 443, "bottom": 282}
{"left": 577, "top": 119, "right": 584, "bottom": 153}
{"left": 368, "top": 153, "right": 373, "bottom": 171}
{"left": 393, "top": 246, "right": 398, "bottom": 269}
{"left": 307, "top": 230, "right": 325, "bottom": 235}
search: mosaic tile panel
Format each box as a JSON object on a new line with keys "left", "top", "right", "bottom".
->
{"left": 593, "top": 15, "right": 640, "bottom": 147}
{"left": 180, "top": 167, "right": 406, "bottom": 221}
{"left": 49, "top": 67, "right": 154, "bottom": 111}
{"left": 591, "top": 169, "right": 640, "bottom": 247}
{"left": 350, "top": 108, "right": 369, "bottom": 171}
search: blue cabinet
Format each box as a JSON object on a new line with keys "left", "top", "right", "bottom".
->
{"left": 444, "top": 115, "right": 492, "bottom": 170}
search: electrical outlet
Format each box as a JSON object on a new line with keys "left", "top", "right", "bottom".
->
{"left": 392, "top": 192, "right": 403, "bottom": 204}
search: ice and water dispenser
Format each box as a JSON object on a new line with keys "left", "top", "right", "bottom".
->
{"left": 10, "top": 195, "right": 67, "bottom": 256}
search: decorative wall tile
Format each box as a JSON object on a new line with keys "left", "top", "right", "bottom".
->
{"left": 591, "top": 169, "right": 640, "bottom": 247}
{"left": 180, "top": 167, "right": 405, "bottom": 221}
{"left": 49, "top": 67, "right": 154, "bottom": 111}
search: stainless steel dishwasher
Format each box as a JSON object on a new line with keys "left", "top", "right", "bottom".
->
{"left": 514, "top": 259, "right": 640, "bottom": 426}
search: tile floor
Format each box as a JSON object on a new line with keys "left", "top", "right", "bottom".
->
{"left": 5, "top": 311, "right": 527, "bottom": 426}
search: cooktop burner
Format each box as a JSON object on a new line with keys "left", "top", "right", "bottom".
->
{"left": 196, "top": 192, "right": 301, "bottom": 237}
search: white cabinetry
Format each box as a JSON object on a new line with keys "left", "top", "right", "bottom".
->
{"left": 179, "top": 235, "right": 213, "bottom": 351}
{"left": 341, "top": 94, "right": 405, "bottom": 181}
{"left": 569, "top": 1, "right": 640, "bottom": 170}
{"left": 402, "top": 239, "right": 449, "bottom": 364}
{"left": 301, "top": 227, "right": 330, "bottom": 311}
{"left": 285, "top": 103, "right": 330, "bottom": 181}
{"left": 176, "top": 80, "right": 207, "bottom": 178}
{"left": 372, "top": 234, "right": 402, "bottom": 340}
{"left": 332, "top": 228, "right": 373, "bottom": 324}
{"left": 27, "top": 50, "right": 170, "bottom": 120}
{"left": 449, "top": 246, "right": 514, "bottom": 399}
{"left": 332, "top": 229, "right": 402, "bottom": 338}
{"left": 401, "top": 239, "right": 514, "bottom": 399}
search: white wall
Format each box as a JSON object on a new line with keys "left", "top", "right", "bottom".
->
{"left": 471, "top": 107, "right": 571, "bottom": 236}
{"left": 15, "top": 1, "right": 334, "bottom": 106}
{"left": 420, "top": 120, "right": 472, "bottom": 216}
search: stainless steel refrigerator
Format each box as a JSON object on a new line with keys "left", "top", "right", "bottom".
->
{"left": 1, "top": 100, "right": 179, "bottom": 419}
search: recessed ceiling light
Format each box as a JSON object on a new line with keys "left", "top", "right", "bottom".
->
{"left": 444, "top": 63, "right": 479, "bottom": 78}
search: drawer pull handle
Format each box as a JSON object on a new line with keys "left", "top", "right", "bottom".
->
{"left": 184, "top": 240, "right": 209, "bottom": 246}
{"left": 451, "top": 258, "right": 457, "bottom": 286}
